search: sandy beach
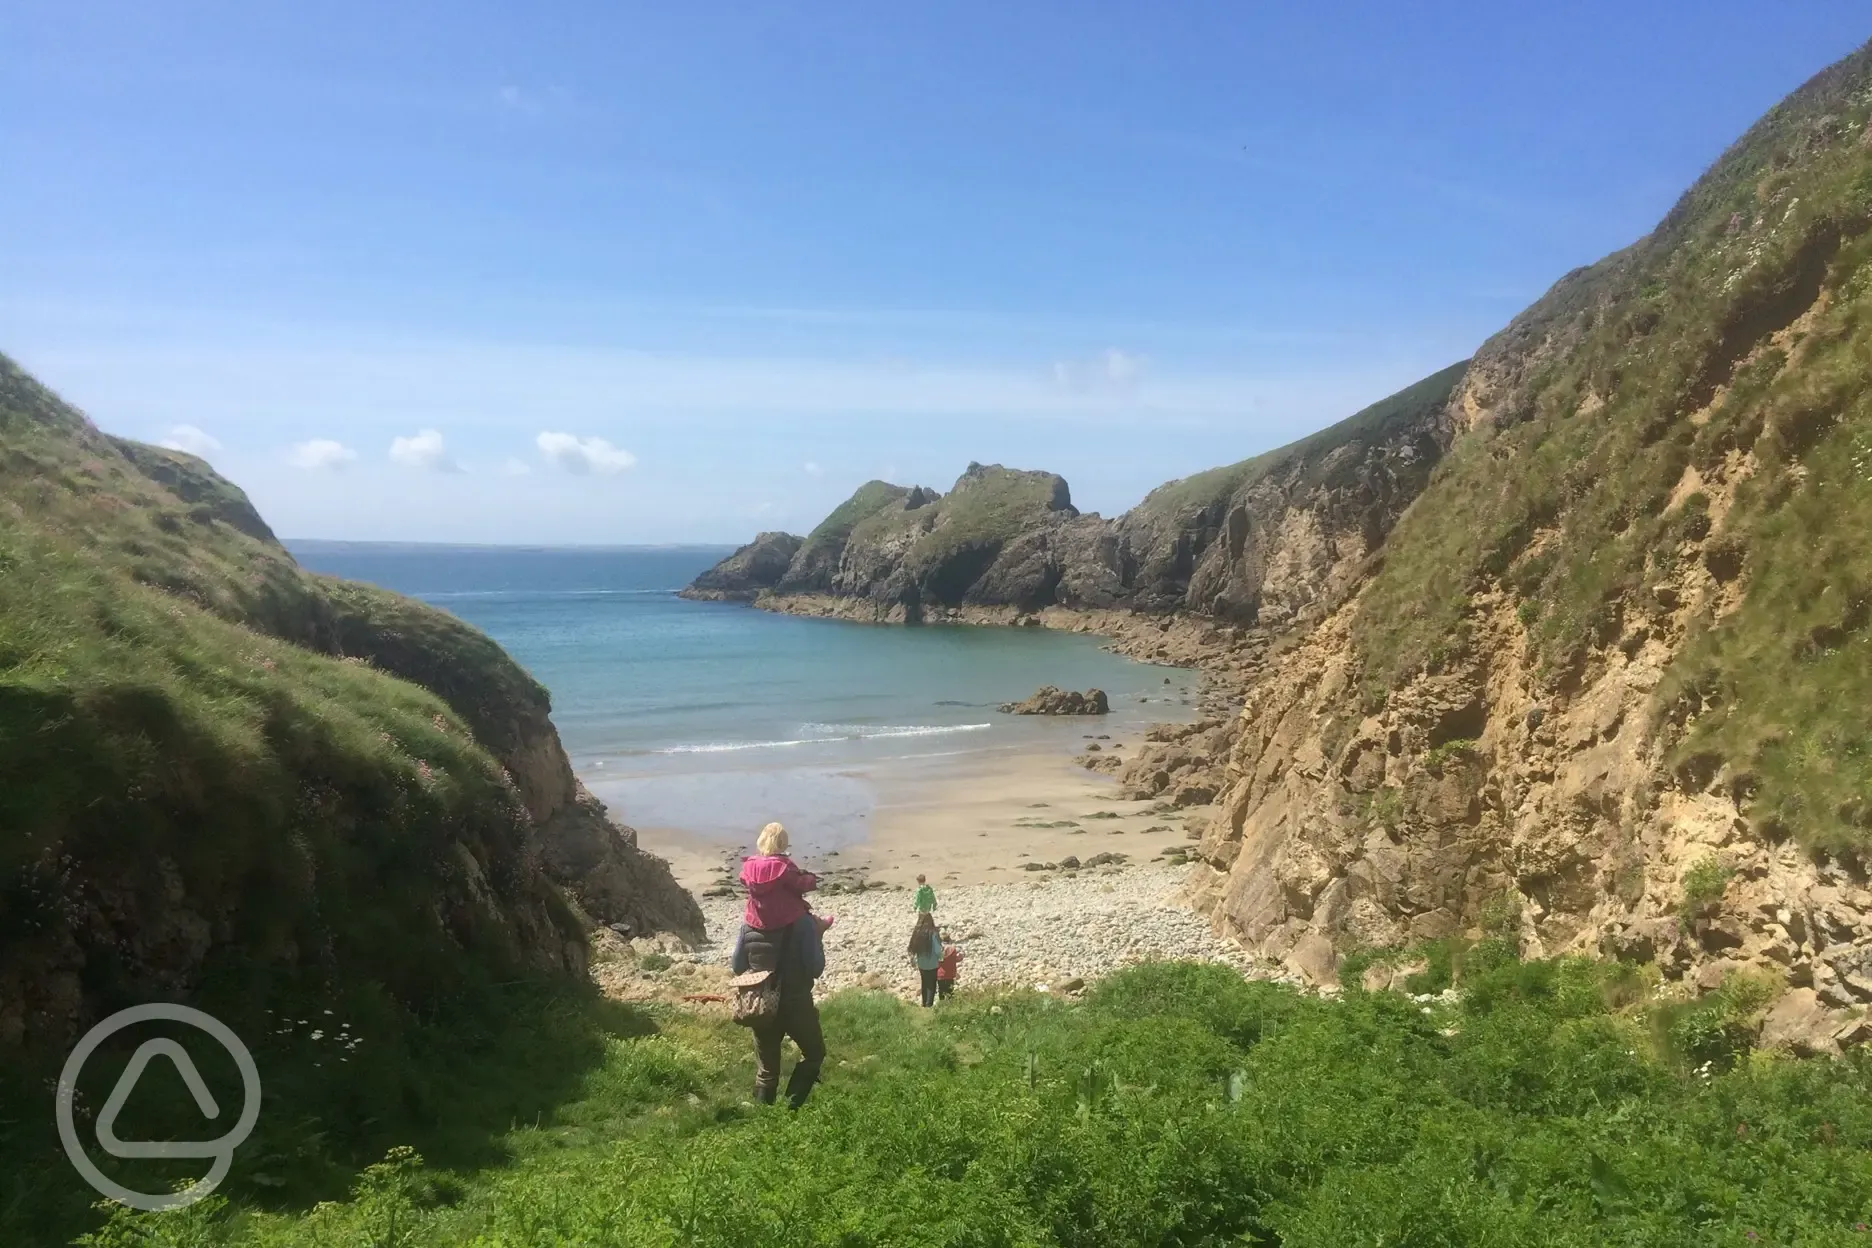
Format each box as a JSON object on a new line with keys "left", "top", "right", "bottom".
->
{"left": 633, "top": 735, "right": 1203, "bottom": 902}
{"left": 602, "top": 720, "right": 1260, "bottom": 1008}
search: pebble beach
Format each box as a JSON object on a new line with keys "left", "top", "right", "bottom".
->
{"left": 642, "top": 863, "right": 1298, "bottom": 1002}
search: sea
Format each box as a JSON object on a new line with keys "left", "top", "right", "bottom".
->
{"left": 287, "top": 542, "right": 1194, "bottom": 851}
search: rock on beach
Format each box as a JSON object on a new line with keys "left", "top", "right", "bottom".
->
{"left": 999, "top": 685, "right": 1111, "bottom": 715}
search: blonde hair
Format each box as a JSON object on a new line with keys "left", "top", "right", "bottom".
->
{"left": 757, "top": 821, "right": 789, "bottom": 855}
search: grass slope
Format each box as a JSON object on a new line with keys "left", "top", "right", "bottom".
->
{"left": 1350, "top": 41, "right": 1872, "bottom": 855}
{"left": 0, "top": 353, "right": 594, "bottom": 1232}
{"left": 60, "top": 959, "right": 1872, "bottom": 1247}
{"left": 1126, "top": 360, "right": 1469, "bottom": 527}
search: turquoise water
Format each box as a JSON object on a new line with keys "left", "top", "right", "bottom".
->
{"left": 288, "top": 542, "right": 1193, "bottom": 847}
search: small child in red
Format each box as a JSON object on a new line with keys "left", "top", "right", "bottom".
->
{"left": 739, "top": 822, "right": 834, "bottom": 932}
{"left": 935, "top": 931, "right": 962, "bottom": 1000}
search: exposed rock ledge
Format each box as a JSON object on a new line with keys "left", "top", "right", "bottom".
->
{"left": 1000, "top": 686, "right": 1110, "bottom": 715}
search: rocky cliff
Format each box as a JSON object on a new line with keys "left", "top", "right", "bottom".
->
{"left": 0, "top": 355, "right": 700, "bottom": 1048}
{"left": 688, "top": 365, "right": 1468, "bottom": 626}
{"left": 677, "top": 530, "right": 802, "bottom": 601}
{"left": 1182, "top": 39, "right": 1872, "bottom": 1038}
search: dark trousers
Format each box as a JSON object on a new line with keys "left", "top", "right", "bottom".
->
{"left": 919, "top": 967, "right": 938, "bottom": 1007}
{"left": 936, "top": 977, "right": 954, "bottom": 999}
{"left": 751, "top": 993, "right": 825, "bottom": 1108}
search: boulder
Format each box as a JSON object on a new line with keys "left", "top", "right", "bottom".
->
{"left": 1000, "top": 686, "right": 1111, "bottom": 715}
{"left": 1760, "top": 988, "right": 1845, "bottom": 1057}
{"left": 1287, "top": 932, "right": 1339, "bottom": 985}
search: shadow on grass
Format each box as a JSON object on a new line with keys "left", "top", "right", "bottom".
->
{"left": 0, "top": 979, "right": 656, "bottom": 1245}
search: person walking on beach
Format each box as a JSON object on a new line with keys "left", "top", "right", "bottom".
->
{"left": 909, "top": 911, "right": 943, "bottom": 1007}
{"left": 740, "top": 822, "right": 834, "bottom": 935}
{"left": 935, "top": 930, "right": 963, "bottom": 1001}
{"left": 731, "top": 908, "right": 828, "bottom": 1108}
{"left": 913, "top": 873, "right": 937, "bottom": 914}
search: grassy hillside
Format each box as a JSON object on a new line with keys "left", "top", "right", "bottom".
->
{"left": 1126, "top": 360, "right": 1469, "bottom": 529}
{"left": 1349, "top": 41, "right": 1872, "bottom": 856}
{"left": 904, "top": 463, "right": 1072, "bottom": 574}
{"left": 57, "top": 959, "right": 1872, "bottom": 1247}
{"left": 0, "top": 351, "right": 594, "bottom": 1049}
{"left": 846, "top": 463, "right": 1074, "bottom": 600}
{"left": 778, "top": 479, "right": 914, "bottom": 589}
{"left": 0, "top": 351, "right": 631, "bottom": 1235}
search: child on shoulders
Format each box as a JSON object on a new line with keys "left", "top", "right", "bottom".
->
{"left": 739, "top": 822, "right": 834, "bottom": 933}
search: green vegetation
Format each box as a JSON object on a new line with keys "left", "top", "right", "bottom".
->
{"left": 1362, "top": 787, "right": 1405, "bottom": 830}
{"left": 781, "top": 480, "right": 912, "bottom": 586}
{"left": 781, "top": 464, "right": 1076, "bottom": 606}
{"left": 1129, "top": 361, "right": 1468, "bottom": 525}
{"left": 1477, "top": 890, "right": 1524, "bottom": 940}
{"left": 0, "top": 352, "right": 585, "bottom": 1138}
{"left": 1422, "top": 737, "right": 1479, "bottom": 773}
{"left": 1681, "top": 855, "right": 1737, "bottom": 914}
{"left": 39, "top": 961, "right": 1872, "bottom": 1246}
{"left": 897, "top": 465, "right": 1071, "bottom": 591}
{"left": 1349, "top": 43, "right": 1872, "bottom": 855}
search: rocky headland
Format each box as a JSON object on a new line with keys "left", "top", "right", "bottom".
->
{"left": 678, "top": 530, "right": 803, "bottom": 602}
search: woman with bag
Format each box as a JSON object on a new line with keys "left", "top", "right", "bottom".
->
{"left": 729, "top": 908, "right": 827, "bottom": 1108}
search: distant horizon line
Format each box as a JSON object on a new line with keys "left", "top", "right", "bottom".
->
{"left": 284, "top": 538, "right": 740, "bottom": 553}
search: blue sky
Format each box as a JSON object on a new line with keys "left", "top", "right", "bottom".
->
{"left": 5, "top": 3, "right": 1867, "bottom": 544}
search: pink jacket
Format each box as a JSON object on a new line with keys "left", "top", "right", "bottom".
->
{"left": 740, "top": 854, "right": 818, "bottom": 931}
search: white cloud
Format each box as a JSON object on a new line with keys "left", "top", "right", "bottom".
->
{"left": 289, "top": 439, "right": 359, "bottom": 470}
{"left": 159, "top": 424, "right": 222, "bottom": 457}
{"left": 536, "top": 431, "right": 637, "bottom": 475}
{"left": 802, "top": 460, "right": 823, "bottom": 476}
{"left": 1103, "top": 348, "right": 1142, "bottom": 384}
{"left": 496, "top": 84, "right": 571, "bottom": 117}
{"left": 499, "top": 457, "right": 532, "bottom": 476}
{"left": 388, "top": 428, "right": 462, "bottom": 472}
{"left": 1053, "top": 348, "right": 1146, "bottom": 394}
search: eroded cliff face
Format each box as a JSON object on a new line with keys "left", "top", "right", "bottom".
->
{"left": 1182, "top": 44, "right": 1872, "bottom": 1043}
{"left": 1110, "top": 362, "right": 1467, "bottom": 626}
{"left": 1188, "top": 561, "right": 1871, "bottom": 1033}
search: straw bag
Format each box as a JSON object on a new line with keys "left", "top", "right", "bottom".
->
{"left": 730, "top": 925, "right": 792, "bottom": 1027}
{"left": 730, "top": 967, "right": 781, "bottom": 1027}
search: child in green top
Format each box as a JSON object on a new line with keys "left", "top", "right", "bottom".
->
{"left": 913, "top": 874, "right": 936, "bottom": 913}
